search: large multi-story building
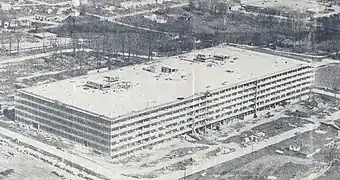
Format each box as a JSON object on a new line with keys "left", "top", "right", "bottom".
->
{"left": 15, "top": 45, "right": 314, "bottom": 158}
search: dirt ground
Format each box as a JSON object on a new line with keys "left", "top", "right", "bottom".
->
{"left": 221, "top": 117, "right": 313, "bottom": 146}
{"left": 315, "top": 63, "right": 340, "bottom": 91}
{"left": 183, "top": 123, "right": 338, "bottom": 180}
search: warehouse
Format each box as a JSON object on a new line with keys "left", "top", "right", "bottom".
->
{"left": 15, "top": 45, "right": 314, "bottom": 158}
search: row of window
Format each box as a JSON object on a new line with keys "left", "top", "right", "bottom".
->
{"left": 17, "top": 96, "right": 111, "bottom": 133}
{"left": 112, "top": 67, "right": 312, "bottom": 130}
{"left": 16, "top": 109, "right": 110, "bottom": 146}
{"left": 18, "top": 92, "right": 111, "bottom": 126}
{"left": 112, "top": 77, "right": 311, "bottom": 141}
{"left": 111, "top": 85, "right": 311, "bottom": 157}
{"left": 258, "top": 66, "right": 312, "bottom": 84}
{"left": 257, "top": 83, "right": 310, "bottom": 106}
{"left": 257, "top": 78, "right": 311, "bottom": 99}
{"left": 38, "top": 122, "right": 110, "bottom": 153}
{"left": 258, "top": 71, "right": 311, "bottom": 88}
{"left": 111, "top": 89, "right": 257, "bottom": 133}
{"left": 114, "top": 83, "right": 257, "bottom": 125}
{"left": 16, "top": 104, "right": 109, "bottom": 140}
{"left": 113, "top": 98, "right": 255, "bottom": 149}
{"left": 112, "top": 91, "right": 252, "bottom": 140}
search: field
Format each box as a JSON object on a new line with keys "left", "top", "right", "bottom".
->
{"left": 221, "top": 117, "right": 313, "bottom": 146}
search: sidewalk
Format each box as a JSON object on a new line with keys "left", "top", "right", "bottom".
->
{"left": 135, "top": 144, "right": 222, "bottom": 174}
{"left": 160, "top": 123, "right": 320, "bottom": 180}
{"left": 0, "top": 126, "right": 133, "bottom": 180}
{"left": 0, "top": 48, "right": 92, "bottom": 66}
{"left": 312, "top": 88, "right": 340, "bottom": 99}
{"left": 0, "top": 48, "right": 152, "bottom": 66}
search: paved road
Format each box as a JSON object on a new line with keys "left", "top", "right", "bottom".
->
{"left": 312, "top": 88, "right": 340, "bottom": 99}
{"left": 88, "top": 14, "right": 174, "bottom": 35}
{"left": 26, "top": 0, "right": 71, "bottom": 6}
{"left": 0, "top": 48, "right": 92, "bottom": 66}
{"left": 0, "top": 48, "right": 153, "bottom": 66}
{"left": 0, "top": 125, "right": 134, "bottom": 180}
{"left": 109, "top": 3, "right": 189, "bottom": 20}
{"left": 87, "top": 2, "right": 189, "bottom": 35}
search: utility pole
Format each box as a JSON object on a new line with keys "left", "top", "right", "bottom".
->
{"left": 9, "top": 32, "right": 12, "bottom": 55}
{"left": 183, "top": 167, "right": 187, "bottom": 180}
{"left": 16, "top": 24, "right": 22, "bottom": 55}
{"left": 122, "top": 33, "right": 125, "bottom": 62}
{"left": 42, "top": 32, "right": 46, "bottom": 53}
{"left": 95, "top": 38, "right": 100, "bottom": 72}
{"left": 71, "top": 17, "right": 76, "bottom": 57}
{"left": 192, "top": 15, "right": 197, "bottom": 51}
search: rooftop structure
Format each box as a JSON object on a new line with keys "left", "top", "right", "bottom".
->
{"left": 33, "top": 32, "right": 58, "bottom": 39}
{"left": 72, "top": 0, "right": 88, "bottom": 6}
{"left": 22, "top": 45, "right": 307, "bottom": 119}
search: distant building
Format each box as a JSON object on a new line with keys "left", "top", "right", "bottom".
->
{"left": 192, "top": 0, "right": 237, "bottom": 14}
{"left": 33, "top": 32, "right": 58, "bottom": 47}
{"left": 1, "top": 3, "right": 11, "bottom": 11}
{"left": 33, "top": 32, "right": 58, "bottom": 40}
{"left": 72, "top": 0, "right": 88, "bottom": 6}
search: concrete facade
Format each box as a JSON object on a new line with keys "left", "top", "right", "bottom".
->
{"left": 14, "top": 46, "right": 315, "bottom": 158}
{"left": 15, "top": 64, "right": 314, "bottom": 158}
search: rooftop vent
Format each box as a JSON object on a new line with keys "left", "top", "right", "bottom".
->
{"left": 213, "top": 55, "right": 228, "bottom": 61}
{"left": 161, "top": 66, "right": 177, "bottom": 73}
{"left": 194, "top": 54, "right": 207, "bottom": 62}
{"left": 143, "top": 65, "right": 156, "bottom": 73}
{"left": 85, "top": 81, "right": 106, "bottom": 90}
{"left": 103, "top": 76, "right": 119, "bottom": 82}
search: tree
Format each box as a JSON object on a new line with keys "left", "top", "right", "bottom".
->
{"left": 3, "top": 108, "right": 15, "bottom": 120}
{"left": 93, "top": 37, "right": 101, "bottom": 72}
{"left": 8, "top": 32, "right": 12, "bottom": 55}
{"left": 15, "top": 27, "right": 23, "bottom": 55}
{"left": 325, "top": 141, "right": 340, "bottom": 167}
{"left": 331, "top": 74, "right": 340, "bottom": 100}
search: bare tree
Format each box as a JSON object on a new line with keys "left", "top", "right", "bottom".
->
{"left": 15, "top": 26, "right": 23, "bottom": 55}
{"left": 325, "top": 141, "right": 340, "bottom": 167}
{"left": 93, "top": 37, "right": 101, "bottom": 72}
{"left": 9, "top": 32, "right": 12, "bottom": 56}
{"left": 331, "top": 75, "right": 340, "bottom": 100}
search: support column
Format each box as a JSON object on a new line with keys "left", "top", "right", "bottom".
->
{"left": 253, "top": 79, "right": 259, "bottom": 118}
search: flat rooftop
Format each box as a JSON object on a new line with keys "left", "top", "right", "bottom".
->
{"left": 21, "top": 45, "right": 308, "bottom": 119}
{"left": 241, "top": 0, "right": 327, "bottom": 12}
{"left": 33, "top": 32, "right": 58, "bottom": 38}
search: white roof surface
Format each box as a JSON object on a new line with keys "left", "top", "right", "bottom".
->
{"left": 242, "top": 0, "right": 326, "bottom": 12}
{"left": 21, "top": 45, "right": 307, "bottom": 119}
